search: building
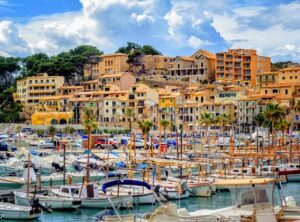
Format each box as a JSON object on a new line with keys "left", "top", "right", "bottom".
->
{"left": 216, "top": 49, "right": 271, "bottom": 86}
{"left": 31, "top": 111, "right": 73, "bottom": 125}
{"left": 99, "top": 72, "right": 136, "bottom": 90}
{"left": 140, "top": 55, "right": 173, "bottom": 77}
{"left": 256, "top": 72, "right": 278, "bottom": 89}
{"left": 16, "top": 73, "right": 64, "bottom": 118}
{"left": 167, "top": 49, "right": 216, "bottom": 83}
{"left": 85, "top": 53, "right": 129, "bottom": 78}
{"left": 278, "top": 67, "right": 300, "bottom": 84}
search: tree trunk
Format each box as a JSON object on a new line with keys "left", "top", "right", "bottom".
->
{"left": 129, "top": 119, "right": 132, "bottom": 132}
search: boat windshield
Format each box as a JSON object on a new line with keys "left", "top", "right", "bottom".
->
{"left": 230, "top": 184, "right": 273, "bottom": 207}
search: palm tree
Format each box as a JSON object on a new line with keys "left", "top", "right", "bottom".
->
{"left": 198, "top": 112, "right": 214, "bottom": 142}
{"left": 63, "top": 126, "right": 75, "bottom": 136}
{"left": 48, "top": 125, "right": 57, "bottom": 139}
{"left": 82, "top": 108, "right": 98, "bottom": 183}
{"left": 275, "top": 119, "right": 290, "bottom": 145}
{"left": 216, "top": 113, "right": 231, "bottom": 144}
{"left": 159, "top": 119, "right": 170, "bottom": 140}
{"left": 16, "top": 125, "right": 22, "bottom": 144}
{"left": 125, "top": 108, "right": 135, "bottom": 132}
{"left": 263, "top": 103, "right": 285, "bottom": 144}
{"left": 137, "top": 120, "right": 153, "bottom": 155}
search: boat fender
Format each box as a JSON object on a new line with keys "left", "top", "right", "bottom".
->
{"left": 95, "top": 209, "right": 115, "bottom": 221}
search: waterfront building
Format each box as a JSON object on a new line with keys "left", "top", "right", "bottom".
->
{"left": 216, "top": 49, "right": 271, "bottom": 86}
{"left": 16, "top": 73, "right": 64, "bottom": 119}
{"left": 167, "top": 49, "right": 216, "bottom": 83}
{"left": 31, "top": 111, "right": 73, "bottom": 125}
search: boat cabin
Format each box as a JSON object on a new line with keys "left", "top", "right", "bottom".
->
{"left": 57, "top": 184, "right": 99, "bottom": 199}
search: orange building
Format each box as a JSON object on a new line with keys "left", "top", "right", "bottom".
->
{"left": 278, "top": 67, "right": 300, "bottom": 84}
{"left": 216, "top": 49, "right": 271, "bottom": 86}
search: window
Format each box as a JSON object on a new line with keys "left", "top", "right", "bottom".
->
{"left": 282, "top": 77, "right": 286, "bottom": 80}
{"left": 106, "top": 102, "right": 109, "bottom": 105}
{"left": 290, "top": 76, "right": 293, "bottom": 79}
{"left": 285, "top": 89, "right": 288, "bottom": 95}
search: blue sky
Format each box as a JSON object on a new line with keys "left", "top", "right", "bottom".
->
{"left": 0, "top": 0, "right": 300, "bottom": 62}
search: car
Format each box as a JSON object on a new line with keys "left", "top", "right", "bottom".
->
{"left": 95, "top": 138, "right": 119, "bottom": 149}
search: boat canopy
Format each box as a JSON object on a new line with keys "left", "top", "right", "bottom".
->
{"left": 214, "top": 178, "right": 276, "bottom": 186}
{"left": 102, "top": 180, "right": 151, "bottom": 193}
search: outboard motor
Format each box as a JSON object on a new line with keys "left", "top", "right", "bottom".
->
{"left": 95, "top": 209, "right": 115, "bottom": 221}
{"left": 30, "top": 197, "right": 52, "bottom": 214}
{"left": 52, "top": 162, "right": 64, "bottom": 172}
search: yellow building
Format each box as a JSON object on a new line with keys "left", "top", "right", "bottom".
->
{"left": 16, "top": 73, "right": 65, "bottom": 117}
{"left": 31, "top": 111, "right": 73, "bottom": 125}
{"left": 216, "top": 49, "right": 271, "bottom": 86}
{"left": 85, "top": 53, "right": 129, "bottom": 78}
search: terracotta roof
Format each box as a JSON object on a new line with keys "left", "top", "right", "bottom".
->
{"left": 39, "top": 95, "right": 73, "bottom": 100}
{"left": 83, "top": 80, "right": 98, "bottom": 84}
{"left": 261, "top": 83, "right": 294, "bottom": 88}
{"left": 58, "top": 86, "right": 83, "bottom": 89}
{"left": 100, "top": 73, "right": 124, "bottom": 78}
{"left": 179, "top": 56, "right": 194, "bottom": 62}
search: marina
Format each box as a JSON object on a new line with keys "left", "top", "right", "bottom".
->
{"left": 0, "top": 122, "right": 300, "bottom": 221}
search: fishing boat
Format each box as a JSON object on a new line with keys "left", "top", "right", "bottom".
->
{"left": 14, "top": 191, "right": 81, "bottom": 210}
{"left": 51, "top": 182, "right": 133, "bottom": 209}
{"left": 0, "top": 202, "right": 41, "bottom": 220}
{"left": 103, "top": 180, "right": 157, "bottom": 205}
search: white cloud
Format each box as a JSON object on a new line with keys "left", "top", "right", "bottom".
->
{"left": 188, "top": 35, "right": 204, "bottom": 49}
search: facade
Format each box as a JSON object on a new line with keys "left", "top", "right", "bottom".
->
{"left": 31, "top": 112, "right": 73, "bottom": 125}
{"left": 16, "top": 73, "right": 64, "bottom": 117}
{"left": 256, "top": 72, "right": 278, "bottom": 89}
{"left": 216, "top": 49, "right": 271, "bottom": 86}
{"left": 98, "top": 72, "right": 136, "bottom": 90}
{"left": 86, "top": 53, "right": 129, "bottom": 78}
{"left": 278, "top": 67, "right": 300, "bottom": 84}
{"left": 141, "top": 55, "right": 173, "bottom": 77}
{"left": 167, "top": 49, "right": 216, "bottom": 83}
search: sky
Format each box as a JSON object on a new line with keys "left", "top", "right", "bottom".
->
{"left": 0, "top": 0, "right": 300, "bottom": 62}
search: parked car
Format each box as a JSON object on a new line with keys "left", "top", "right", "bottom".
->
{"left": 95, "top": 138, "right": 119, "bottom": 149}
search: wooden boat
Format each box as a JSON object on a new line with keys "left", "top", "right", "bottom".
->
{"left": 51, "top": 183, "right": 133, "bottom": 209}
{"left": 0, "top": 202, "right": 41, "bottom": 220}
{"left": 14, "top": 191, "right": 81, "bottom": 210}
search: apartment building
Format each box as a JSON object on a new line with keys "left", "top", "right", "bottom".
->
{"left": 167, "top": 49, "right": 216, "bottom": 83}
{"left": 16, "top": 73, "right": 64, "bottom": 117}
{"left": 85, "top": 53, "right": 129, "bottom": 78}
{"left": 216, "top": 49, "right": 271, "bottom": 86}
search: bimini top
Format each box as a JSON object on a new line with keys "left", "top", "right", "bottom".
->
{"left": 102, "top": 180, "right": 152, "bottom": 193}
{"left": 214, "top": 178, "right": 276, "bottom": 187}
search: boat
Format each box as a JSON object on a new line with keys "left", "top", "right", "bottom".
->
{"left": 170, "top": 178, "right": 300, "bottom": 221}
{"left": 14, "top": 191, "right": 81, "bottom": 210}
{"left": 102, "top": 179, "right": 157, "bottom": 205}
{"left": 51, "top": 182, "right": 133, "bottom": 209}
{"left": 0, "top": 202, "right": 41, "bottom": 220}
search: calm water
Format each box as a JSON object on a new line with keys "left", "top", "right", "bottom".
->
{"left": 9, "top": 182, "right": 300, "bottom": 222}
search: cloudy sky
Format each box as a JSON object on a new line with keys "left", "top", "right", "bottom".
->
{"left": 1, "top": 0, "right": 300, "bottom": 62}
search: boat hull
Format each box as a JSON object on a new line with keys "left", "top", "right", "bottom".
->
{"left": 81, "top": 196, "right": 133, "bottom": 208}
{"left": 0, "top": 203, "right": 41, "bottom": 220}
{"left": 14, "top": 192, "right": 81, "bottom": 210}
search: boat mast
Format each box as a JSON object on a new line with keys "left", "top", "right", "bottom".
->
{"left": 26, "top": 152, "right": 30, "bottom": 196}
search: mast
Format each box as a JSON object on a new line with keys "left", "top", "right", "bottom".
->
{"left": 26, "top": 152, "right": 30, "bottom": 196}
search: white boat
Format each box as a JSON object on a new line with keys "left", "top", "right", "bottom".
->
{"left": 14, "top": 191, "right": 81, "bottom": 210}
{"left": 0, "top": 202, "right": 41, "bottom": 220}
{"left": 51, "top": 183, "right": 133, "bottom": 209}
{"left": 173, "top": 178, "right": 300, "bottom": 222}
